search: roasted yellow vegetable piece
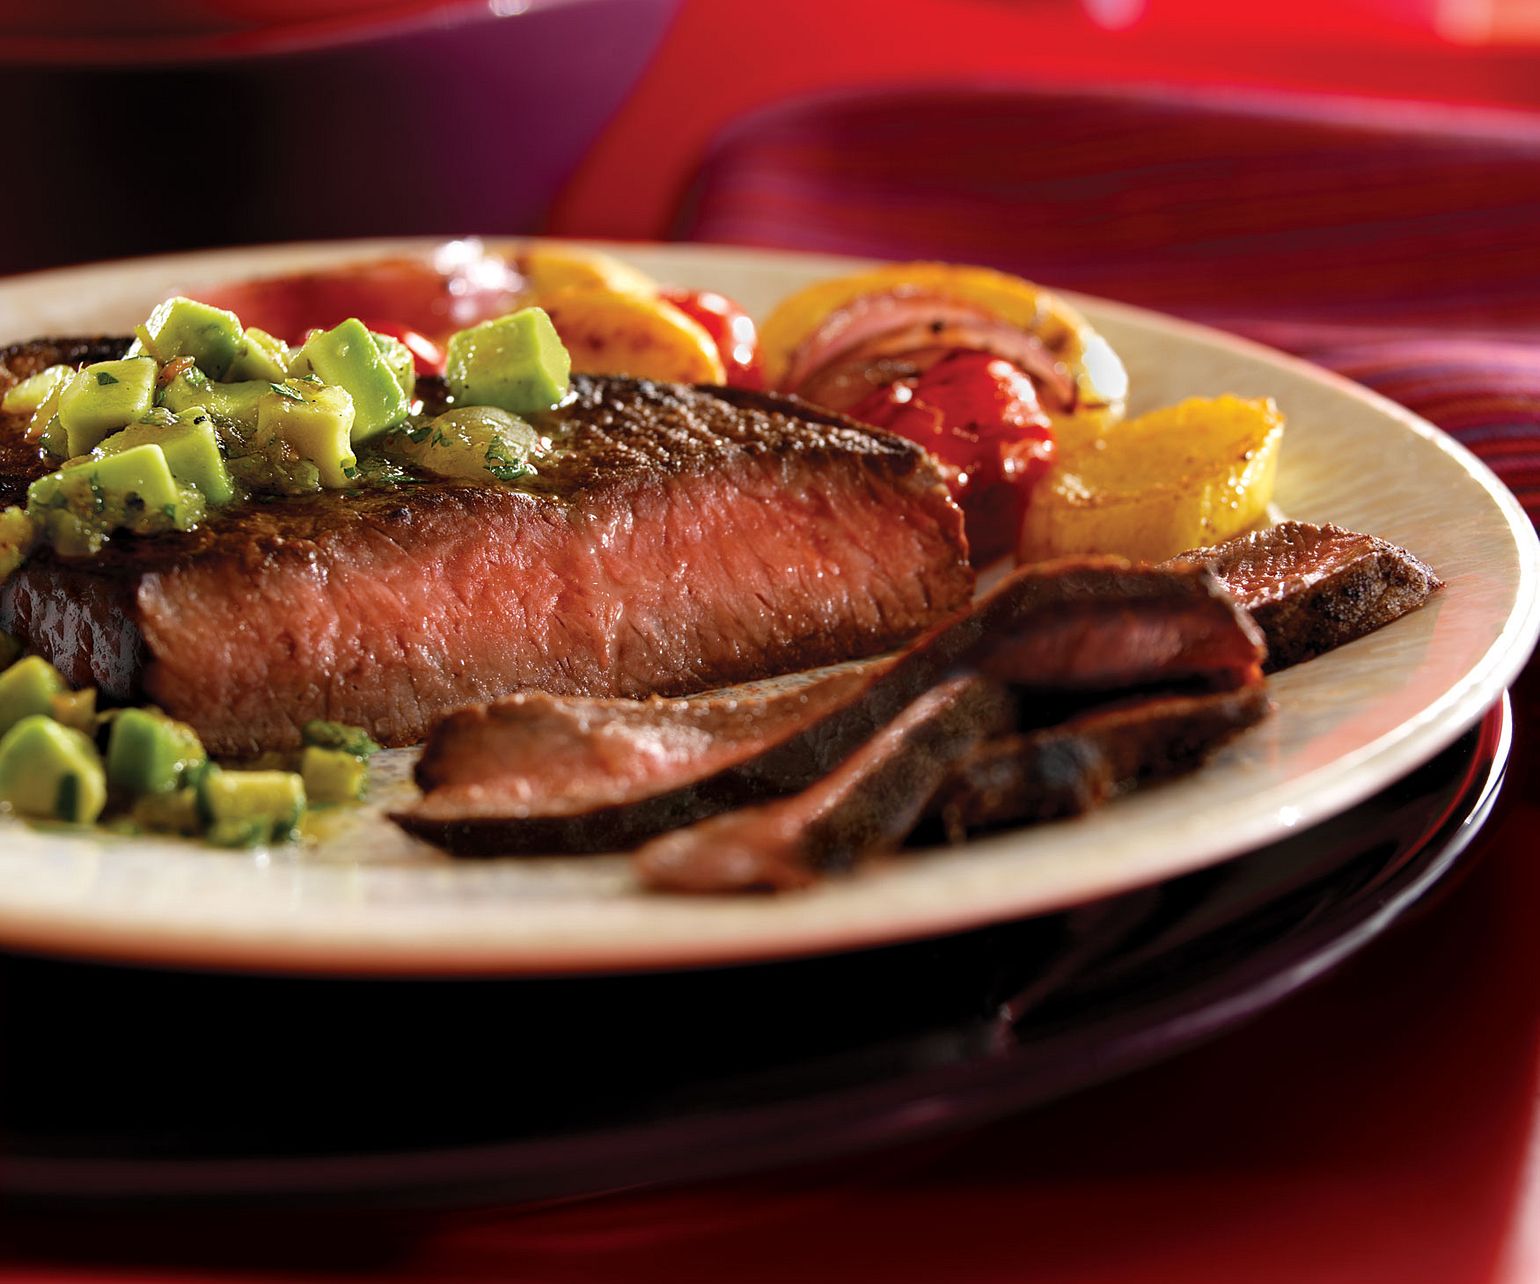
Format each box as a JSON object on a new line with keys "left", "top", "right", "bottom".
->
{"left": 1020, "top": 395, "right": 1285, "bottom": 564}
{"left": 538, "top": 286, "right": 727, "bottom": 384}
{"left": 514, "top": 244, "right": 658, "bottom": 299}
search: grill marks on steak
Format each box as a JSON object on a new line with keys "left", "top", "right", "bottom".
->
{"left": 398, "top": 559, "right": 1265, "bottom": 855}
{"left": 0, "top": 345, "right": 973, "bottom": 754}
{"left": 1164, "top": 522, "right": 1442, "bottom": 671}
{"left": 636, "top": 676, "right": 1016, "bottom": 893}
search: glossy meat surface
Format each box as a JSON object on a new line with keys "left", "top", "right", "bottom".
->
{"left": 0, "top": 342, "right": 972, "bottom": 753}
{"left": 1165, "top": 521, "right": 1442, "bottom": 670}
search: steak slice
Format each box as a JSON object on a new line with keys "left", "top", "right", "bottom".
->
{"left": 934, "top": 685, "right": 1272, "bottom": 835}
{"left": 399, "top": 665, "right": 884, "bottom": 854}
{"left": 0, "top": 342, "right": 973, "bottom": 754}
{"left": 635, "top": 675, "right": 1015, "bottom": 894}
{"left": 1164, "top": 522, "right": 1442, "bottom": 671}
{"left": 397, "top": 558, "right": 1265, "bottom": 855}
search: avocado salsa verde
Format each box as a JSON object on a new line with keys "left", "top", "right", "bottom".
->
{"left": 0, "top": 295, "right": 574, "bottom": 842}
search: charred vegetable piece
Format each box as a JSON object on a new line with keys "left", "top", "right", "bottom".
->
{"left": 301, "top": 720, "right": 381, "bottom": 759}
{"left": 445, "top": 307, "right": 570, "bottom": 415}
{"left": 301, "top": 746, "right": 369, "bottom": 803}
{"left": 2, "top": 364, "right": 72, "bottom": 416}
{"left": 295, "top": 318, "right": 410, "bottom": 441}
{"left": 0, "top": 655, "right": 67, "bottom": 738}
{"left": 128, "top": 297, "right": 243, "bottom": 378}
{"left": 198, "top": 767, "right": 306, "bottom": 845}
{"left": 106, "top": 707, "right": 207, "bottom": 796}
{"left": 1021, "top": 396, "right": 1284, "bottom": 564}
{"left": 0, "top": 715, "right": 107, "bottom": 823}
{"left": 58, "top": 358, "right": 158, "bottom": 457}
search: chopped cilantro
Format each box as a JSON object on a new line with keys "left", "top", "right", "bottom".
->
{"left": 96, "top": 371, "right": 119, "bottom": 386}
{"left": 268, "top": 382, "right": 304, "bottom": 403}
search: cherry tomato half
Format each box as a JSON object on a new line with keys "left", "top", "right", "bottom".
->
{"left": 658, "top": 287, "right": 763, "bottom": 388}
{"left": 849, "top": 351, "right": 1054, "bottom": 563}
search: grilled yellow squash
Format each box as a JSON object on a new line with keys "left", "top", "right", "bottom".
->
{"left": 1021, "top": 395, "right": 1285, "bottom": 564}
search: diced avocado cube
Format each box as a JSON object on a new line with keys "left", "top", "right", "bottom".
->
{"left": 255, "top": 382, "right": 357, "bottom": 488}
{"left": 0, "top": 506, "right": 39, "bottom": 581}
{"left": 106, "top": 706, "right": 207, "bottom": 796}
{"left": 296, "top": 318, "right": 410, "bottom": 442}
{"left": 58, "top": 358, "right": 159, "bottom": 457}
{"left": 26, "top": 444, "right": 201, "bottom": 554}
{"left": 0, "top": 714, "right": 106, "bottom": 823}
{"left": 0, "top": 632, "right": 20, "bottom": 669}
{"left": 126, "top": 297, "right": 243, "bottom": 378}
{"left": 3, "top": 364, "right": 73, "bottom": 416}
{"left": 301, "top": 719, "right": 382, "bottom": 759}
{"left": 445, "top": 308, "right": 570, "bottom": 415}
{"left": 159, "top": 370, "right": 270, "bottom": 436}
{"left": 301, "top": 745, "right": 369, "bottom": 803}
{"left": 0, "top": 655, "right": 67, "bottom": 737}
{"left": 370, "top": 331, "right": 417, "bottom": 403}
{"left": 98, "top": 411, "right": 235, "bottom": 506}
{"left": 198, "top": 767, "right": 306, "bottom": 844}
{"left": 49, "top": 687, "right": 97, "bottom": 735}
{"left": 158, "top": 484, "right": 207, "bottom": 535}
{"left": 131, "top": 786, "right": 201, "bottom": 836}
{"left": 63, "top": 442, "right": 180, "bottom": 516}
{"left": 227, "top": 327, "right": 292, "bottom": 382}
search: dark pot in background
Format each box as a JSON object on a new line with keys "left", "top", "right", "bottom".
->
{"left": 0, "top": 0, "right": 679, "bottom": 277}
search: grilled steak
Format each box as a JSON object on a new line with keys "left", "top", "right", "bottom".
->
{"left": 935, "top": 685, "right": 1271, "bottom": 835}
{"left": 397, "top": 558, "right": 1265, "bottom": 854}
{"left": 401, "top": 665, "right": 885, "bottom": 854}
{"left": 635, "top": 675, "right": 1015, "bottom": 893}
{"left": 1164, "top": 522, "right": 1442, "bottom": 671}
{"left": 0, "top": 340, "right": 973, "bottom": 754}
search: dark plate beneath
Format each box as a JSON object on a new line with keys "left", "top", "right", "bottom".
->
{"left": 0, "top": 697, "right": 1509, "bottom": 1209}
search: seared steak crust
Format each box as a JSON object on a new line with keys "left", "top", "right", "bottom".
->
{"left": 635, "top": 676, "right": 1015, "bottom": 894}
{"left": 398, "top": 559, "right": 1265, "bottom": 855}
{"left": 1, "top": 340, "right": 973, "bottom": 754}
{"left": 935, "top": 685, "right": 1271, "bottom": 834}
{"left": 1165, "top": 522, "right": 1442, "bottom": 671}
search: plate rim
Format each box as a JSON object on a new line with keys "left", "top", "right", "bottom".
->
{"left": 0, "top": 236, "right": 1535, "bottom": 977}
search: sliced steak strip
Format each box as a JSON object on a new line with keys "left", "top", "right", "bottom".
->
{"left": 1, "top": 343, "right": 973, "bottom": 754}
{"left": 397, "top": 559, "right": 1265, "bottom": 854}
{"left": 935, "top": 684, "right": 1272, "bottom": 835}
{"left": 635, "top": 676, "right": 1015, "bottom": 894}
{"left": 399, "top": 665, "right": 883, "bottom": 854}
{"left": 1164, "top": 522, "right": 1442, "bottom": 671}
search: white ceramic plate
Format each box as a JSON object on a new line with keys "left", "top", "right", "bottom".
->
{"left": 0, "top": 238, "right": 1535, "bottom": 975}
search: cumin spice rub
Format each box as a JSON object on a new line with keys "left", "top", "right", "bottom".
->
{"left": 0, "top": 341, "right": 972, "bottom": 755}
